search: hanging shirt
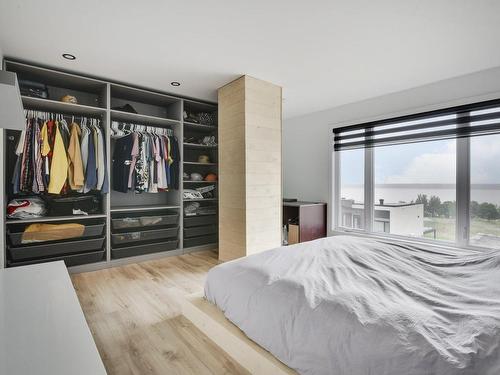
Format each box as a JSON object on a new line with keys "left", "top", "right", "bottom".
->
{"left": 84, "top": 128, "right": 97, "bottom": 193}
{"left": 47, "top": 121, "right": 69, "bottom": 194}
{"left": 128, "top": 133, "right": 139, "bottom": 189}
{"left": 95, "top": 127, "right": 106, "bottom": 190}
{"left": 67, "top": 122, "right": 84, "bottom": 190}
{"left": 112, "top": 133, "right": 134, "bottom": 193}
{"left": 20, "top": 118, "right": 33, "bottom": 192}
{"left": 99, "top": 128, "right": 109, "bottom": 194}
{"left": 40, "top": 121, "right": 51, "bottom": 188}
{"left": 32, "top": 119, "right": 44, "bottom": 193}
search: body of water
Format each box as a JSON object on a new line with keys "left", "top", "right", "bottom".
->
{"left": 341, "top": 184, "right": 500, "bottom": 205}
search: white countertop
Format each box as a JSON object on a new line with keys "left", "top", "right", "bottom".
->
{"left": 0, "top": 261, "right": 107, "bottom": 375}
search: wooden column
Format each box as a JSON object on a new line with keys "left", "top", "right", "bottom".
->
{"left": 218, "top": 76, "right": 282, "bottom": 261}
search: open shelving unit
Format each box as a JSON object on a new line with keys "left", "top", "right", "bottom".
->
{"left": 1, "top": 60, "right": 218, "bottom": 272}
{"left": 182, "top": 100, "right": 218, "bottom": 250}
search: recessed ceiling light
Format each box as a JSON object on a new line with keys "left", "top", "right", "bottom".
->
{"left": 62, "top": 53, "right": 76, "bottom": 60}
{"left": 171, "top": 81, "right": 181, "bottom": 87}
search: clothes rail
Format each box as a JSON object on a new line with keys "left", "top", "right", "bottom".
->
{"left": 110, "top": 121, "right": 173, "bottom": 138}
{"left": 24, "top": 109, "right": 103, "bottom": 124}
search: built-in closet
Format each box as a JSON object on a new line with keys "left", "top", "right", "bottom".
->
{"left": 1, "top": 60, "right": 218, "bottom": 272}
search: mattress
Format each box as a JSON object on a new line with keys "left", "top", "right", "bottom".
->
{"left": 204, "top": 235, "right": 500, "bottom": 375}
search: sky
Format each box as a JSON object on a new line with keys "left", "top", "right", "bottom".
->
{"left": 340, "top": 134, "right": 500, "bottom": 185}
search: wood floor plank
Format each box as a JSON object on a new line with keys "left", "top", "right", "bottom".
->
{"left": 71, "top": 250, "right": 249, "bottom": 375}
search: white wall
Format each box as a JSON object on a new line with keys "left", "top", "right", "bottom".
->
{"left": 283, "top": 66, "right": 500, "bottom": 233}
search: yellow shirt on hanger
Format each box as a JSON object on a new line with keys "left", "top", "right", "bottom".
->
{"left": 40, "top": 121, "right": 51, "bottom": 156}
{"left": 48, "top": 121, "right": 69, "bottom": 194}
{"left": 68, "top": 122, "right": 84, "bottom": 190}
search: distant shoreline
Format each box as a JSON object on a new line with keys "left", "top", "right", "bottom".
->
{"left": 344, "top": 184, "right": 500, "bottom": 189}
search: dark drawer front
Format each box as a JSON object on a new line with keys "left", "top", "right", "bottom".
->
{"left": 112, "top": 214, "right": 179, "bottom": 231}
{"left": 111, "top": 240, "right": 179, "bottom": 259}
{"left": 8, "top": 249, "right": 105, "bottom": 268}
{"left": 184, "top": 235, "right": 218, "bottom": 248}
{"left": 184, "top": 215, "right": 217, "bottom": 228}
{"left": 8, "top": 237, "right": 106, "bottom": 261}
{"left": 184, "top": 224, "right": 217, "bottom": 238}
{"left": 8, "top": 223, "right": 105, "bottom": 246}
{"left": 111, "top": 227, "right": 179, "bottom": 246}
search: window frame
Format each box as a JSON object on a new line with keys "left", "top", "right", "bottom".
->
{"left": 332, "top": 107, "right": 499, "bottom": 251}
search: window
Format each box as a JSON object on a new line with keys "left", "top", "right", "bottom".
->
{"left": 374, "top": 140, "right": 456, "bottom": 241}
{"left": 339, "top": 148, "right": 364, "bottom": 229}
{"left": 470, "top": 133, "right": 500, "bottom": 248}
{"left": 333, "top": 98, "right": 500, "bottom": 249}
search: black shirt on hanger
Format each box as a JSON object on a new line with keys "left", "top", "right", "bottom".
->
{"left": 112, "top": 133, "right": 134, "bottom": 193}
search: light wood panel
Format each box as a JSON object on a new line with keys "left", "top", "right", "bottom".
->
{"left": 71, "top": 250, "right": 250, "bottom": 375}
{"left": 182, "top": 293, "right": 296, "bottom": 375}
{"left": 218, "top": 76, "right": 282, "bottom": 261}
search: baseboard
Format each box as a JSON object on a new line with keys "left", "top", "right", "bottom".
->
{"left": 181, "top": 293, "right": 296, "bottom": 375}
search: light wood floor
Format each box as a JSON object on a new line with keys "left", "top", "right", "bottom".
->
{"left": 71, "top": 250, "right": 250, "bottom": 375}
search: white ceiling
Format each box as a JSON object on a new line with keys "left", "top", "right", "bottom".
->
{"left": 1, "top": 0, "right": 500, "bottom": 119}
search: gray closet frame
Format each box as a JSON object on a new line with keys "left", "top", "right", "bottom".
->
{"left": 1, "top": 59, "right": 218, "bottom": 273}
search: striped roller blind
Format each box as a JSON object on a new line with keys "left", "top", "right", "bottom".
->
{"left": 333, "top": 98, "right": 500, "bottom": 151}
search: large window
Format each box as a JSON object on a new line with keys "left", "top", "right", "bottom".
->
{"left": 333, "top": 99, "right": 500, "bottom": 249}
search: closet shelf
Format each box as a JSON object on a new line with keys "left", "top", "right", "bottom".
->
{"left": 183, "top": 198, "right": 218, "bottom": 202}
{"left": 110, "top": 205, "right": 180, "bottom": 212}
{"left": 183, "top": 143, "right": 218, "bottom": 148}
{"left": 183, "top": 180, "right": 218, "bottom": 184}
{"left": 5, "top": 214, "right": 107, "bottom": 225}
{"left": 111, "top": 110, "right": 180, "bottom": 127}
{"left": 183, "top": 121, "right": 218, "bottom": 131}
{"left": 21, "top": 96, "right": 106, "bottom": 116}
{"left": 183, "top": 162, "right": 217, "bottom": 166}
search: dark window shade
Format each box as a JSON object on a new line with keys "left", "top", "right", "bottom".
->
{"left": 333, "top": 98, "right": 500, "bottom": 151}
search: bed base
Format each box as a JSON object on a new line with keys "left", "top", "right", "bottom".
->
{"left": 182, "top": 293, "right": 296, "bottom": 375}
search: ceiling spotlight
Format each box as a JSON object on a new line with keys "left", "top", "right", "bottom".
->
{"left": 62, "top": 53, "right": 76, "bottom": 60}
{"left": 171, "top": 81, "right": 181, "bottom": 87}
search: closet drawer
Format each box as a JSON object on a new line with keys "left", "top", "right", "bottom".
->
{"left": 111, "top": 227, "right": 179, "bottom": 246}
{"left": 111, "top": 240, "right": 179, "bottom": 259}
{"left": 8, "top": 237, "right": 105, "bottom": 261}
{"left": 8, "top": 249, "right": 105, "bottom": 268}
{"left": 184, "top": 215, "right": 217, "bottom": 227}
{"left": 184, "top": 235, "right": 218, "bottom": 248}
{"left": 8, "top": 223, "right": 105, "bottom": 246}
{"left": 112, "top": 212, "right": 179, "bottom": 230}
{"left": 184, "top": 224, "right": 217, "bottom": 238}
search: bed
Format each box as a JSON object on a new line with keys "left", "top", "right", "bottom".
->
{"left": 204, "top": 235, "right": 500, "bottom": 375}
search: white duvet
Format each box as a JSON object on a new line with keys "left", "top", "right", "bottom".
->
{"left": 204, "top": 235, "right": 500, "bottom": 375}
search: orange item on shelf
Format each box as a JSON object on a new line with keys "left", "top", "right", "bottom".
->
{"left": 204, "top": 173, "right": 217, "bottom": 182}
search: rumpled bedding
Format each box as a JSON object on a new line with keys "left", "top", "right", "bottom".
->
{"left": 204, "top": 235, "right": 500, "bottom": 375}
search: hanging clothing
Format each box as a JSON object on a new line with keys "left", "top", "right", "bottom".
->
{"left": 128, "top": 133, "right": 139, "bottom": 189}
{"left": 47, "top": 122, "right": 69, "bottom": 194}
{"left": 111, "top": 125, "right": 179, "bottom": 194}
{"left": 84, "top": 128, "right": 97, "bottom": 193}
{"left": 13, "top": 113, "right": 109, "bottom": 197}
{"left": 95, "top": 127, "right": 106, "bottom": 191}
{"left": 112, "top": 133, "right": 134, "bottom": 193}
{"left": 67, "top": 122, "right": 85, "bottom": 190}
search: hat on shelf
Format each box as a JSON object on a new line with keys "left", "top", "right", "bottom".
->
{"left": 198, "top": 155, "right": 210, "bottom": 163}
{"left": 190, "top": 173, "right": 203, "bottom": 181}
{"left": 204, "top": 173, "right": 217, "bottom": 182}
{"left": 111, "top": 103, "right": 138, "bottom": 114}
{"left": 60, "top": 94, "right": 77, "bottom": 104}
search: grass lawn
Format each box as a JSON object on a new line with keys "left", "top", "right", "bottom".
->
{"left": 424, "top": 217, "right": 500, "bottom": 242}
